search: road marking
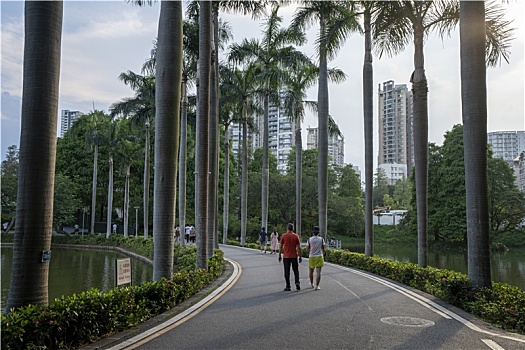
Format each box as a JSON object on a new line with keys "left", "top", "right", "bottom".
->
{"left": 108, "top": 258, "right": 242, "bottom": 350}
{"left": 328, "top": 263, "right": 525, "bottom": 344}
{"left": 332, "top": 278, "right": 374, "bottom": 311}
{"left": 482, "top": 339, "right": 505, "bottom": 350}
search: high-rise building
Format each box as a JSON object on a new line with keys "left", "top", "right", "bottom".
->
{"left": 377, "top": 80, "right": 413, "bottom": 181}
{"left": 487, "top": 130, "right": 525, "bottom": 162}
{"left": 60, "top": 110, "right": 84, "bottom": 137}
{"left": 231, "top": 91, "right": 296, "bottom": 174}
{"left": 306, "top": 126, "right": 345, "bottom": 168}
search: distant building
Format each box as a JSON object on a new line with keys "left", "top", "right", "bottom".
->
{"left": 377, "top": 80, "right": 414, "bottom": 181}
{"left": 306, "top": 126, "right": 345, "bottom": 168}
{"left": 487, "top": 130, "right": 525, "bottom": 162}
{"left": 378, "top": 163, "right": 407, "bottom": 186}
{"left": 231, "top": 90, "right": 296, "bottom": 174}
{"left": 60, "top": 110, "right": 84, "bottom": 137}
{"left": 513, "top": 152, "right": 525, "bottom": 193}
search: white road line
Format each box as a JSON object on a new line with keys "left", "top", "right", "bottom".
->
{"left": 331, "top": 277, "right": 374, "bottom": 311}
{"left": 108, "top": 258, "right": 241, "bottom": 350}
{"left": 328, "top": 263, "right": 525, "bottom": 344}
{"left": 482, "top": 339, "right": 506, "bottom": 350}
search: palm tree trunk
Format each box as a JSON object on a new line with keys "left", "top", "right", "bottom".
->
{"left": 318, "top": 14, "right": 329, "bottom": 241}
{"left": 411, "top": 23, "right": 428, "bottom": 267}
{"left": 178, "top": 78, "right": 188, "bottom": 247}
{"left": 153, "top": 0, "right": 182, "bottom": 280}
{"left": 106, "top": 155, "right": 114, "bottom": 239}
{"left": 144, "top": 120, "right": 150, "bottom": 239}
{"left": 295, "top": 117, "right": 303, "bottom": 241}
{"left": 6, "top": 1, "right": 62, "bottom": 310}
{"left": 240, "top": 109, "right": 248, "bottom": 246}
{"left": 123, "top": 164, "right": 130, "bottom": 237}
{"left": 196, "top": 1, "right": 211, "bottom": 270}
{"left": 91, "top": 144, "right": 98, "bottom": 235}
{"left": 223, "top": 126, "right": 230, "bottom": 244}
{"left": 207, "top": 9, "right": 218, "bottom": 257}
{"left": 460, "top": 1, "right": 491, "bottom": 289}
{"left": 363, "top": 9, "right": 374, "bottom": 257}
{"left": 261, "top": 92, "right": 270, "bottom": 234}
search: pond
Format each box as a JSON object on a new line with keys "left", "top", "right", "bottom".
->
{"left": 347, "top": 243, "right": 525, "bottom": 291}
{"left": 1, "top": 247, "right": 153, "bottom": 312}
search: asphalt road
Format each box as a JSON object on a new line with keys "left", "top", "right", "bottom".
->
{"left": 106, "top": 244, "right": 525, "bottom": 350}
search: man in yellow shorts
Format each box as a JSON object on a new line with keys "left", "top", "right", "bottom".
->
{"left": 306, "top": 226, "right": 325, "bottom": 290}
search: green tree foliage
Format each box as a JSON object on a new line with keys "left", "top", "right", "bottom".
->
{"left": 373, "top": 167, "right": 391, "bottom": 208}
{"left": 1, "top": 145, "right": 19, "bottom": 224}
{"left": 406, "top": 124, "right": 525, "bottom": 243}
{"left": 53, "top": 173, "right": 81, "bottom": 230}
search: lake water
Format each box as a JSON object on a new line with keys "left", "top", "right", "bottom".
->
{"left": 348, "top": 243, "right": 525, "bottom": 291}
{"left": 1, "top": 247, "right": 153, "bottom": 312}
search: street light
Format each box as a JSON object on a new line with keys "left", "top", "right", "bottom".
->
{"left": 134, "top": 206, "right": 140, "bottom": 238}
{"left": 82, "top": 207, "right": 87, "bottom": 238}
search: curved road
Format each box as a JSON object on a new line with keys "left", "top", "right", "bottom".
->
{"left": 107, "top": 245, "right": 525, "bottom": 350}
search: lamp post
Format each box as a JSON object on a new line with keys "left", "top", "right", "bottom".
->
{"left": 134, "top": 206, "right": 140, "bottom": 238}
{"left": 82, "top": 207, "right": 87, "bottom": 238}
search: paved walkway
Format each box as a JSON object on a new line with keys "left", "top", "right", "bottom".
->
{"left": 86, "top": 245, "right": 525, "bottom": 350}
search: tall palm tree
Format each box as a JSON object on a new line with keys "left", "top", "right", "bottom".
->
{"left": 229, "top": 5, "right": 307, "bottom": 235}
{"left": 359, "top": 1, "right": 380, "bottom": 257}
{"left": 110, "top": 71, "right": 155, "bottom": 240}
{"left": 291, "top": 1, "right": 359, "bottom": 241}
{"left": 6, "top": 1, "right": 63, "bottom": 311}
{"left": 104, "top": 119, "right": 120, "bottom": 239}
{"left": 221, "top": 64, "right": 260, "bottom": 246}
{"left": 460, "top": 1, "right": 513, "bottom": 289}
{"left": 72, "top": 110, "right": 110, "bottom": 236}
{"left": 196, "top": 1, "right": 212, "bottom": 270}
{"left": 374, "top": 0, "right": 513, "bottom": 267}
{"left": 152, "top": 0, "right": 183, "bottom": 280}
{"left": 283, "top": 59, "right": 346, "bottom": 240}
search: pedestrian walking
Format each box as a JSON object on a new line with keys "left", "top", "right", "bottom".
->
{"left": 306, "top": 226, "right": 325, "bottom": 290}
{"left": 270, "top": 228, "right": 279, "bottom": 254}
{"left": 3, "top": 222, "right": 8, "bottom": 232}
{"left": 189, "top": 226, "right": 196, "bottom": 244}
{"left": 259, "top": 227, "right": 267, "bottom": 253}
{"left": 185, "top": 225, "right": 191, "bottom": 243}
{"left": 174, "top": 226, "right": 180, "bottom": 243}
{"left": 112, "top": 223, "right": 117, "bottom": 234}
{"left": 278, "top": 223, "right": 302, "bottom": 291}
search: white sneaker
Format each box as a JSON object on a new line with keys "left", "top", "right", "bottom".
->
{"left": 315, "top": 286, "right": 321, "bottom": 290}
{"left": 309, "top": 283, "right": 314, "bottom": 289}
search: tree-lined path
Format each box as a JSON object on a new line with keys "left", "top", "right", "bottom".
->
{"left": 101, "top": 245, "right": 525, "bottom": 350}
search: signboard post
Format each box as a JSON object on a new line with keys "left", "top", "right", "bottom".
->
{"left": 116, "top": 258, "right": 132, "bottom": 287}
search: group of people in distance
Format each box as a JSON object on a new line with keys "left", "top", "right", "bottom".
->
{"left": 261, "top": 223, "right": 326, "bottom": 292}
{"left": 174, "top": 225, "right": 196, "bottom": 244}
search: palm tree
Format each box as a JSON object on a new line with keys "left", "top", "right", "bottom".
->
{"left": 71, "top": 110, "right": 110, "bottom": 236}
{"left": 6, "top": 1, "right": 63, "bottom": 311}
{"left": 104, "top": 119, "right": 120, "bottom": 239}
{"left": 291, "top": 1, "right": 359, "bottom": 241}
{"left": 110, "top": 71, "right": 155, "bottom": 240}
{"left": 460, "top": 1, "right": 513, "bottom": 289}
{"left": 283, "top": 59, "right": 346, "bottom": 240}
{"left": 152, "top": 0, "right": 183, "bottom": 280}
{"left": 196, "top": 1, "right": 212, "bottom": 270}
{"left": 221, "top": 64, "right": 260, "bottom": 246}
{"left": 374, "top": 0, "right": 513, "bottom": 267}
{"left": 229, "top": 5, "right": 307, "bottom": 236}
{"left": 359, "top": 1, "right": 380, "bottom": 257}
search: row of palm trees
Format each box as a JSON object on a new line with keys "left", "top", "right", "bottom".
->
{"left": 7, "top": 0, "right": 513, "bottom": 311}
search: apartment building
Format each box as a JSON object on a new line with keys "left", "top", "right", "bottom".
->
{"left": 306, "top": 126, "right": 345, "bottom": 168}
{"left": 378, "top": 80, "right": 413, "bottom": 183}
{"left": 60, "top": 110, "right": 84, "bottom": 137}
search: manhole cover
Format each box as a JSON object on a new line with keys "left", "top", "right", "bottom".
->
{"left": 381, "top": 316, "right": 435, "bottom": 327}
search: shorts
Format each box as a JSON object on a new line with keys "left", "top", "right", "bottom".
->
{"left": 309, "top": 256, "right": 324, "bottom": 268}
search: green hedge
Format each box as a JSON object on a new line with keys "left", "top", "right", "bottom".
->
{"left": 1, "top": 248, "right": 224, "bottom": 349}
{"left": 324, "top": 249, "right": 525, "bottom": 334}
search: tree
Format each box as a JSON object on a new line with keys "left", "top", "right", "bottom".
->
{"left": 6, "top": 1, "right": 63, "bottom": 311}
{"left": 195, "top": 1, "right": 212, "bottom": 270}
{"left": 104, "top": 119, "right": 120, "bottom": 239}
{"left": 110, "top": 71, "right": 155, "bottom": 240}
{"left": 229, "top": 5, "right": 307, "bottom": 238}
{"left": 221, "top": 63, "right": 260, "bottom": 246}
{"left": 291, "top": 1, "right": 359, "bottom": 241}
{"left": 152, "top": 1, "right": 182, "bottom": 280}
{"left": 71, "top": 110, "right": 110, "bottom": 235}
{"left": 53, "top": 174, "right": 81, "bottom": 232}
{"left": 1, "top": 145, "right": 19, "bottom": 230}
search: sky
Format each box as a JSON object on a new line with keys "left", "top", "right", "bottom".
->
{"left": 1, "top": 1, "right": 524, "bottom": 171}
